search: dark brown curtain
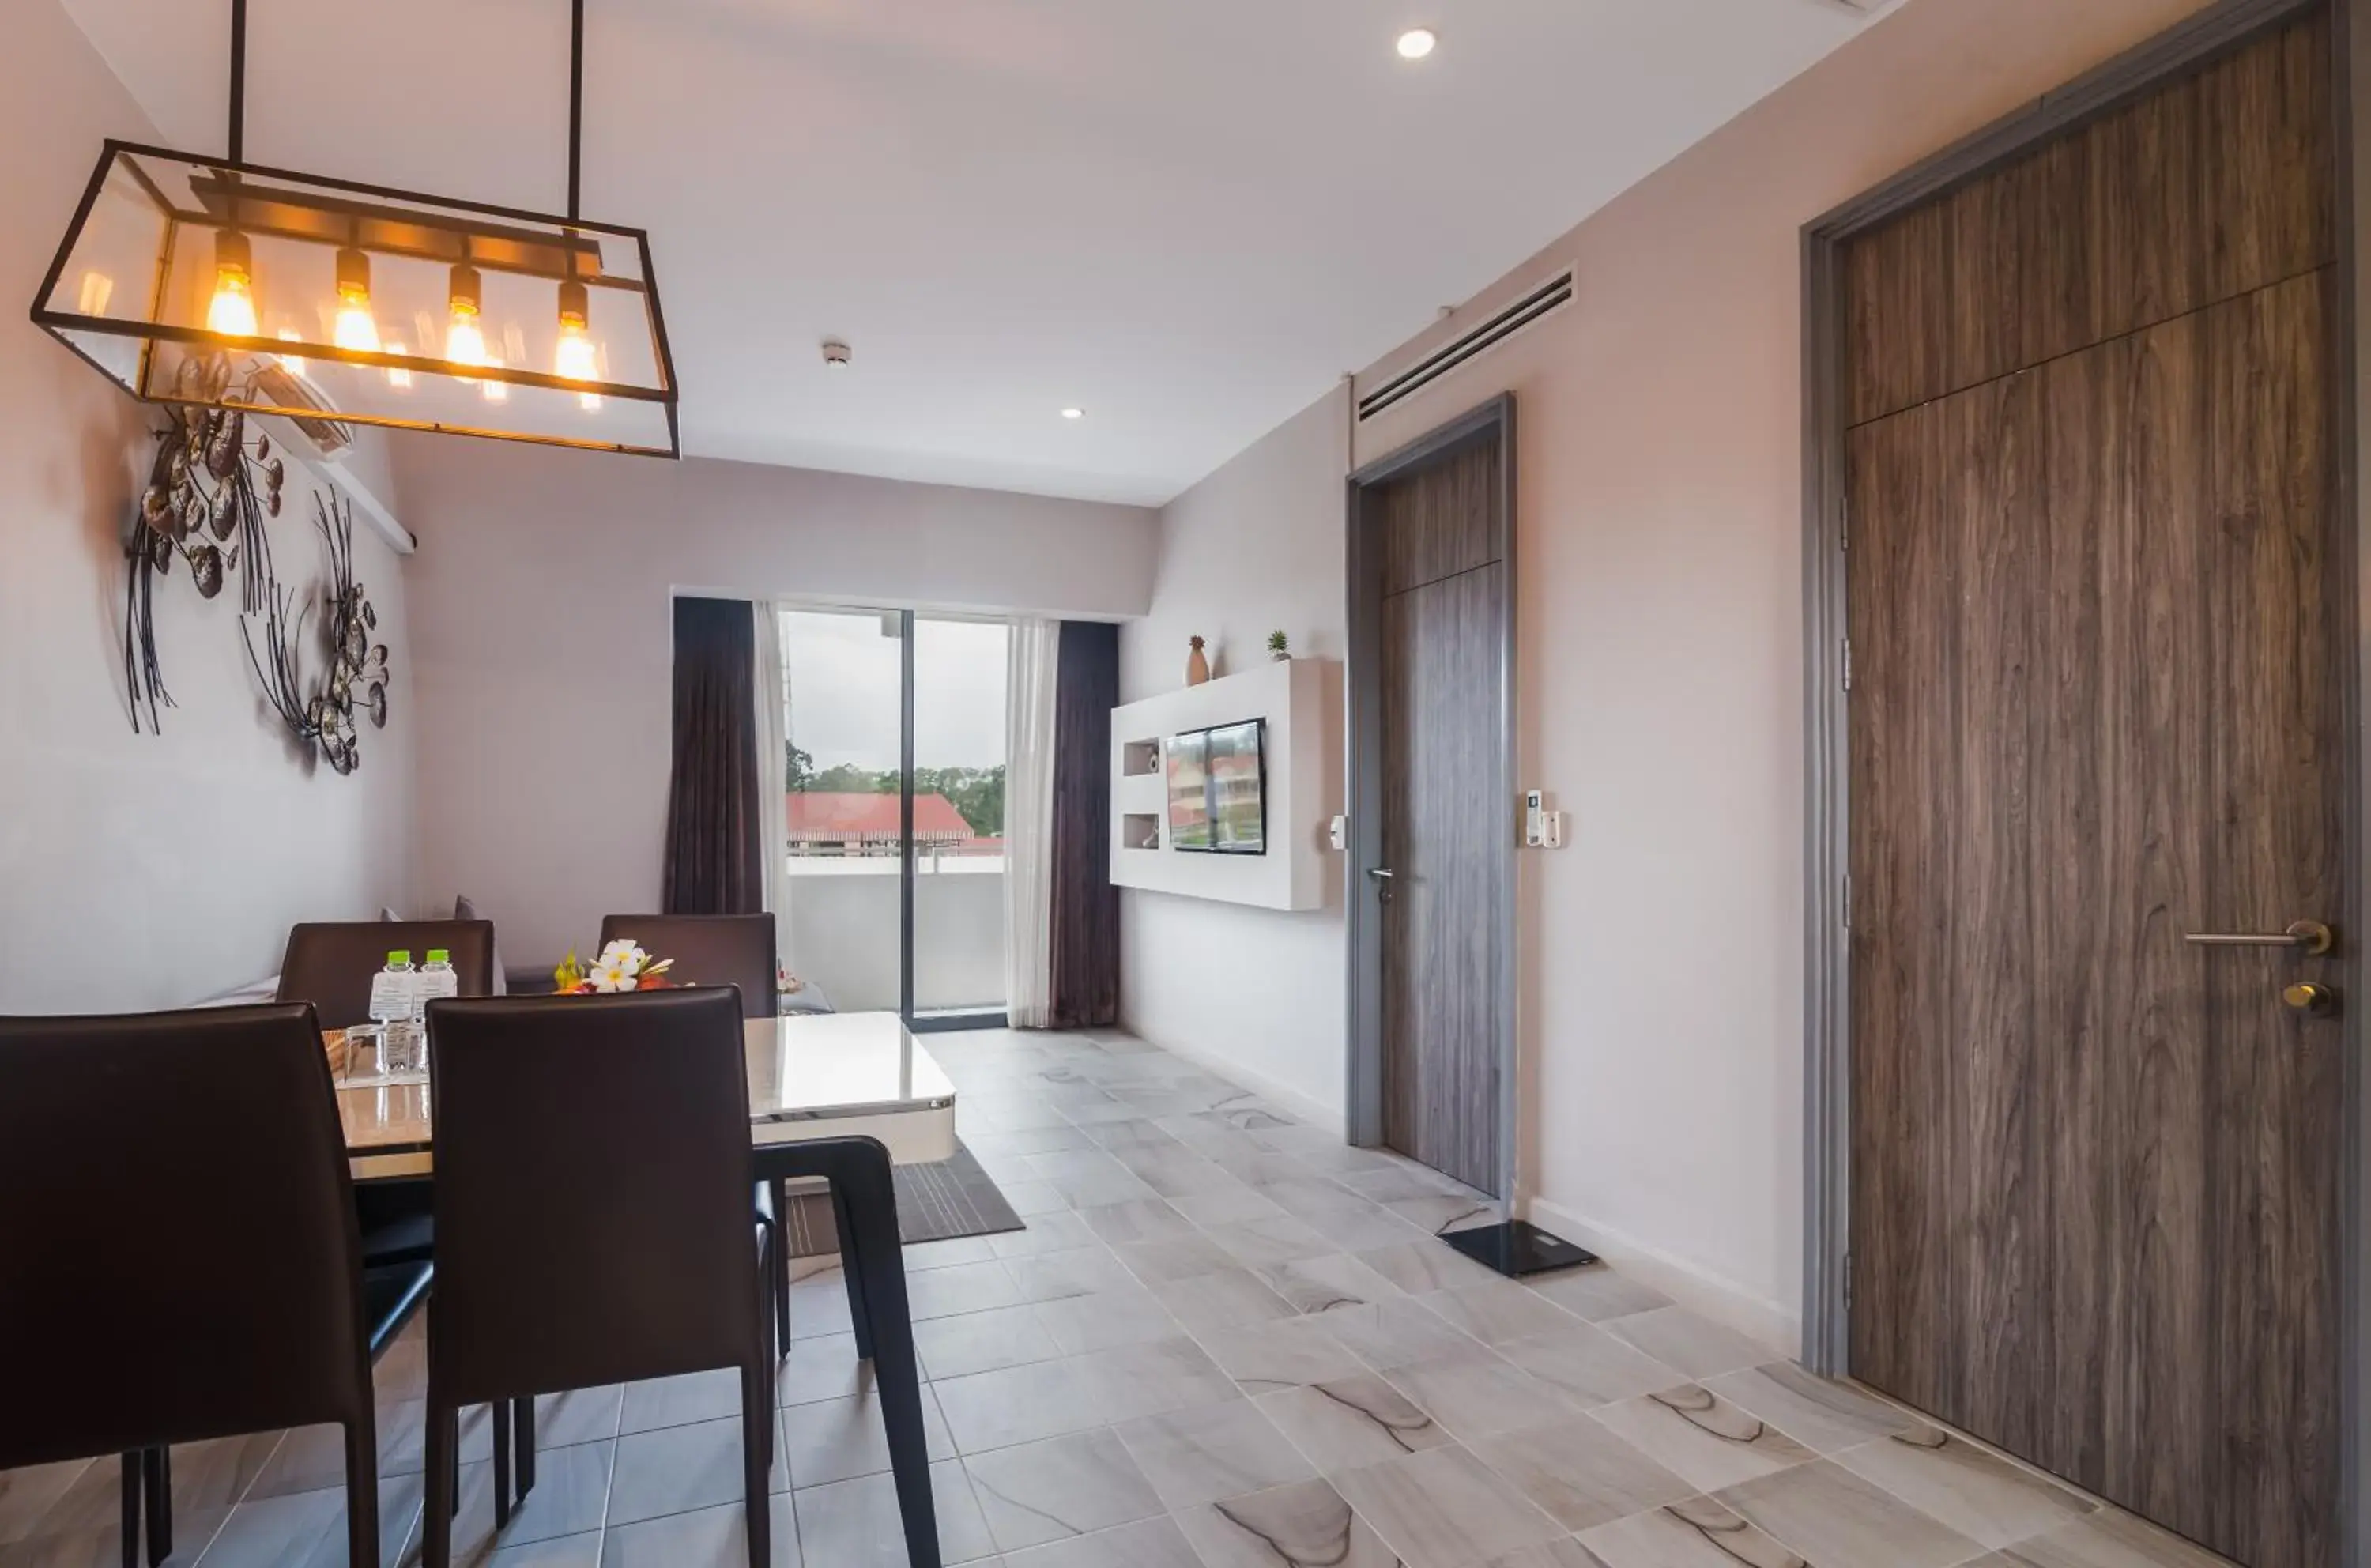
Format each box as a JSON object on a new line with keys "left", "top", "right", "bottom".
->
{"left": 662, "top": 597, "right": 763, "bottom": 915}
{"left": 1048, "top": 620, "right": 1120, "bottom": 1027}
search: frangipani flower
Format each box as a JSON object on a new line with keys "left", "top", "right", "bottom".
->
{"left": 590, "top": 957, "right": 637, "bottom": 993}
{"left": 599, "top": 939, "right": 647, "bottom": 971}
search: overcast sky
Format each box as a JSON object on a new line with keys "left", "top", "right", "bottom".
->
{"left": 779, "top": 610, "right": 1008, "bottom": 772}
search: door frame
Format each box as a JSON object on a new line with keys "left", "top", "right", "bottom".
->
{"left": 1344, "top": 393, "right": 1520, "bottom": 1202}
{"left": 1796, "top": 0, "right": 2369, "bottom": 1551}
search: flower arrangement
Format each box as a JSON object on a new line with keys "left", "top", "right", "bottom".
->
{"left": 553, "top": 940, "right": 676, "bottom": 994}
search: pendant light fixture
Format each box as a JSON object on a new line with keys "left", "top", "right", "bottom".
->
{"left": 28, "top": 0, "right": 679, "bottom": 458}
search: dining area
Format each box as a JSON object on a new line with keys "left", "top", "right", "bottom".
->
{"left": 0, "top": 913, "right": 954, "bottom": 1568}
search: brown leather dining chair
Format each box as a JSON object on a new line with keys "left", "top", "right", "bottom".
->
{"left": 594, "top": 912, "right": 827, "bottom": 1348}
{"left": 418, "top": 989, "right": 777, "bottom": 1567}
{"left": 0, "top": 1004, "right": 416, "bottom": 1568}
{"left": 278, "top": 918, "right": 501, "bottom": 1030}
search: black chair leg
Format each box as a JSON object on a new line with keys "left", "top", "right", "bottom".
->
{"left": 142, "top": 1446, "right": 171, "bottom": 1567}
{"left": 118, "top": 1453, "right": 138, "bottom": 1568}
{"left": 741, "top": 1354, "right": 772, "bottom": 1568}
{"left": 421, "top": 1404, "right": 456, "bottom": 1568}
{"left": 515, "top": 1397, "right": 537, "bottom": 1502}
{"left": 345, "top": 1417, "right": 379, "bottom": 1568}
{"left": 771, "top": 1178, "right": 792, "bottom": 1356}
{"left": 831, "top": 1178, "right": 876, "bottom": 1359}
{"left": 492, "top": 1402, "right": 512, "bottom": 1528}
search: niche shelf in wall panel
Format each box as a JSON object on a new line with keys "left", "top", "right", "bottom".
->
{"left": 1108, "top": 658, "right": 1338, "bottom": 912}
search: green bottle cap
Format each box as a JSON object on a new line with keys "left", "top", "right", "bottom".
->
{"left": 426, "top": 948, "right": 450, "bottom": 963}
{"left": 388, "top": 950, "right": 411, "bottom": 964}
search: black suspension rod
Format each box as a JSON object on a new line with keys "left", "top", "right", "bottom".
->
{"left": 227, "top": 0, "right": 247, "bottom": 162}
{"left": 567, "top": 0, "right": 585, "bottom": 219}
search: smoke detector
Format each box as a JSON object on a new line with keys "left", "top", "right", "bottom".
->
{"left": 821, "top": 338, "right": 852, "bottom": 369}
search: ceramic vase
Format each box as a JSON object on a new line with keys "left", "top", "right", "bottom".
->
{"left": 1187, "top": 636, "right": 1211, "bottom": 686}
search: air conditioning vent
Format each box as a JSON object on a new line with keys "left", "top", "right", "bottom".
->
{"left": 1356, "top": 269, "right": 1574, "bottom": 423}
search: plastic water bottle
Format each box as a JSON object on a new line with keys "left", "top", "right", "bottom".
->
{"left": 368, "top": 949, "right": 419, "bottom": 1074}
{"left": 414, "top": 949, "right": 458, "bottom": 1070}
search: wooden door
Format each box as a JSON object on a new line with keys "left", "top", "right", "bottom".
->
{"left": 1376, "top": 435, "right": 1506, "bottom": 1194}
{"left": 1844, "top": 17, "right": 2343, "bottom": 1568}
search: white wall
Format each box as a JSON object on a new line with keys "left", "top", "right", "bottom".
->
{"left": 0, "top": 0, "right": 419, "bottom": 1012}
{"left": 394, "top": 435, "right": 1157, "bottom": 963}
{"left": 1131, "top": 0, "right": 2220, "bottom": 1348}
{"left": 1118, "top": 387, "right": 1349, "bottom": 1129}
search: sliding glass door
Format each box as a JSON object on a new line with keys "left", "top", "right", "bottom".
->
{"left": 776, "top": 606, "right": 1011, "bottom": 1028}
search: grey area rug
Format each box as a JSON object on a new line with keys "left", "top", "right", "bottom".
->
{"left": 786, "top": 1141, "right": 1027, "bottom": 1256}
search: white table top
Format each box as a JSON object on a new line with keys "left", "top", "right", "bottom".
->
{"left": 337, "top": 1012, "right": 958, "bottom": 1175}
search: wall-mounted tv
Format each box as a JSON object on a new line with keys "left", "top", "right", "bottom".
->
{"left": 1166, "top": 718, "right": 1266, "bottom": 855}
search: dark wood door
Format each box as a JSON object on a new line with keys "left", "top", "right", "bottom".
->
{"left": 1376, "top": 436, "right": 1505, "bottom": 1194}
{"left": 1844, "top": 18, "right": 2342, "bottom": 1568}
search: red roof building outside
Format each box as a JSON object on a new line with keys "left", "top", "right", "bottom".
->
{"left": 786, "top": 792, "right": 986, "bottom": 854}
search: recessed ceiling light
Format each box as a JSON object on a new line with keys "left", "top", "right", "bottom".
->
{"left": 1061, "top": 407, "right": 1084, "bottom": 420}
{"left": 1397, "top": 28, "right": 1437, "bottom": 59}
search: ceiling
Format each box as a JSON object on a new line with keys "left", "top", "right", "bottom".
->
{"left": 59, "top": 0, "right": 1889, "bottom": 506}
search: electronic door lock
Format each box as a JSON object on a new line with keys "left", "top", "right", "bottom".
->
{"left": 2282, "top": 982, "right": 2340, "bottom": 1018}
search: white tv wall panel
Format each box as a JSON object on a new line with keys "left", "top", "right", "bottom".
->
{"left": 1108, "top": 658, "right": 1335, "bottom": 911}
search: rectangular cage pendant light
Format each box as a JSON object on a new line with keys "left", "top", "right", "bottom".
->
{"left": 32, "top": 142, "right": 679, "bottom": 459}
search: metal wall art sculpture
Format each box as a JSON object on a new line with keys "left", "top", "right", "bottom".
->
{"left": 242, "top": 491, "right": 390, "bottom": 776}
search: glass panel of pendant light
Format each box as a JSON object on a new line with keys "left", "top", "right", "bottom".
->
{"left": 35, "top": 144, "right": 677, "bottom": 458}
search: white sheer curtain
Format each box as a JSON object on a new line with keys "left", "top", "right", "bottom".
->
{"left": 1004, "top": 619, "right": 1060, "bottom": 1027}
{"left": 752, "top": 601, "right": 793, "bottom": 989}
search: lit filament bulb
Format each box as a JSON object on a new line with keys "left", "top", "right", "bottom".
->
{"left": 445, "top": 263, "right": 487, "bottom": 377}
{"left": 555, "top": 278, "right": 601, "bottom": 409}
{"left": 207, "top": 231, "right": 258, "bottom": 337}
{"left": 331, "top": 247, "right": 380, "bottom": 353}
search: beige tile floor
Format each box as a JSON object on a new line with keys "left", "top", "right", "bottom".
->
{"left": 0, "top": 1026, "right": 2237, "bottom": 1568}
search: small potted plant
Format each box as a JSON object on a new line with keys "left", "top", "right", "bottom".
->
{"left": 1268, "top": 629, "right": 1290, "bottom": 662}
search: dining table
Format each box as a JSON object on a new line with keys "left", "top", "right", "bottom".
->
{"left": 326, "top": 1008, "right": 955, "bottom": 1568}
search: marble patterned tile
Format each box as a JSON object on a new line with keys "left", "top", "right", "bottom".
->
{"left": 1526, "top": 1269, "right": 1673, "bottom": 1325}
{"left": 1110, "top": 1233, "right": 1241, "bottom": 1284}
{"left": 1254, "top": 1253, "right": 1405, "bottom": 1316}
{"left": 998, "top": 1513, "right": 1204, "bottom": 1568}
{"left": 791, "top": 1459, "right": 992, "bottom": 1567}
{"left": 1833, "top": 1426, "right": 2095, "bottom": 1549}
{"left": 1586, "top": 1387, "right": 1816, "bottom": 1492}
{"left": 1989, "top": 1507, "right": 2237, "bottom": 1568}
{"left": 184, "top": 1469, "right": 423, "bottom": 1568}
{"left": 1599, "top": 1309, "right": 1772, "bottom": 1381}
{"left": 915, "top": 1303, "right": 1067, "bottom": 1381}
{"left": 1257, "top": 1375, "right": 1455, "bottom": 1472}
{"left": 1333, "top": 1445, "right": 1567, "bottom": 1568}
{"left": 1496, "top": 1328, "right": 1687, "bottom": 1409}
{"left": 988, "top": 1209, "right": 1098, "bottom": 1258}
{"left": 1316, "top": 1297, "right": 1487, "bottom": 1370}
{"left": 1023, "top": 1151, "right": 1160, "bottom": 1208}
{"left": 1468, "top": 1416, "right": 1696, "bottom": 1531}
{"left": 1080, "top": 1118, "right": 1182, "bottom": 1151}
{"left": 1031, "top": 1283, "right": 1189, "bottom": 1355}
{"left": 932, "top": 1358, "right": 1106, "bottom": 1455}
{"left": 601, "top": 1493, "right": 801, "bottom": 1566}
{"left": 1357, "top": 1239, "right": 1508, "bottom": 1296}
{"left": 1698, "top": 1364, "right": 1918, "bottom": 1453}
{"left": 536, "top": 1384, "right": 629, "bottom": 1449}
{"left": 1204, "top": 1215, "right": 1344, "bottom": 1269}
{"left": 1002, "top": 1247, "right": 1139, "bottom": 1304}
{"left": 1177, "top": 1478, "right": 1402, "bottom": 1568}
{"left": 1251, "top": 1177, "right": 1379, "bottom": 1225}
{"left": 1194, "top": 1317, "right": 1370, "bottom": 1395}
{"left": 967, "top": 1125, "right": 1095, "bottom": 1159}
{"left": 0, "top": 1458, "right": 90, "bottom": 1546}
{"left": 1144, "top": 1267, "right": 1299, "bottom": 1335}
{"left": 1111, "top": 1143, "right": 1239, "bottom": 1198}
{"left": 998, "top": 1181, "right": 1073, "bottom": 1219}
{"left": 1167, "top": 1185, "right": 1291, "bottom": 1228}
{"left": 1076, "top": 1198, "right": 1198, "bottom": 1246}
{"left": 1578, "top": 1496, "right": 1807, "bottom": 1568}
{"left": 1382, "top": 1352, "right": 1581, "bottom": 1441}
{"left": 1716, "top": 1457, "right": 1985, "bottom": 1568}
{"left": 1114, "top": 1399, "right": 1315, "bottom": 1510}
{"left": 779, "top": 1389, "right": 952, "bottom": 1486}
{"left": 907, "top": 1236, "right": 1004, "bottom": 1272}
{"left": 1420, "top": 1281, "right": 1586, "bottom": 1346}
{"left": 454, "top": 1440, "right": 614, "bottom": 1551}
{"left": 1488, "top": 1542, "right": 1616, "bottom": 1568}
{"left": 1381, "top": 1194, "right": 1503, "bottom": 1237}
{"left": 608, "top": 1415, "right": 785, "bottom": 1526}
{"left": 1069, "top": 1337, "right": 1242, "bottom": 1423}
{"left": 622, "top": 1367, "right": 745, "bottom": 1434}
{"left": 963, "top": 1429, "right": 1164, "bottom": 1552}
{"left": 907, "top": 1260, "right": 1028, "bottom": 1321}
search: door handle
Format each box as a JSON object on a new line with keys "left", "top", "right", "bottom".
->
{"left": 1366, "top": 868, "right": 1394, "bottom": 880}
{"left": 2184, "top": 920, "right": 2335, "bottom": 956}
{"left": 1367, "top": 866, "right": 1393, "bottom": 904}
